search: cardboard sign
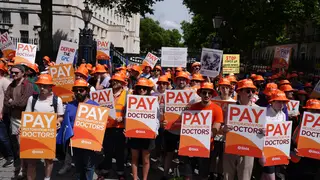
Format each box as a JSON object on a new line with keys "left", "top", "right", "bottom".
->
{"left": 297, "top": 112, "right": 320, "bottom": 160}
{"left": 211, "top": 100, "right": 236, "bottom": 123}
{"left": 56, "top": 40, "right": 77, "bottom": 64}
{"left": 223, "top": 54, "right": 240, "bottom": 74}
{"left": 20, "top": 112, "right": 57, "bottom": 159}
{"left": 49, "top": 64, "right": 75, "bottom": 102}
{"left": 125, "top": 95, "right": 158, "bottom": 139}
{"left": 90, "top": 88, "right": 116, "bottom": 120}
{"left": 286, "top": 100, "right": 300, "bottom": 116}
{"left": 72, "top": 103, "right": 109, "bottom": 151}
{"left": 179, "top": 110, "right": 212, "bottom": 158}
{"left": 15, "top": 43, "right": 37, "bottom": 64}
{"left": 164, "top": 90, "right": 196, "bottom": 130}
{"left": 96, "top": 40, "right": 110, "bottom": 60}
{"left": 272, "top": 46, "right": 291, "bottom": 70}
{"left": 141, "top": 52, "right": 160, "bottom": 69}
{"left": 200, "top": 48, "right": 223, "bottom": 78}
{"left": 225, "top": 104, "right": 267, "bottom": 158}
{"left": 0, "top": 32, "right": 15, "bottom": 59}
{"left": 310, "top": 80, "right": 320, "bottom": 99}
{"left": 161, "top": 47, "right": 188, "bottom": 67}
{"left": 264, "top": 121, "right": 292, "bottom": 166}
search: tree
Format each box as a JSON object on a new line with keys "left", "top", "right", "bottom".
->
{"left": 140, "top": 17, "right": 182, "bottom": 53}
{"left": 39, "top": 0, "right": 53, "bottom": 62}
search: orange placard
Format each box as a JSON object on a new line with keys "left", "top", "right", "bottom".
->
{"left": 125, "top": 95, "right": 158, "bottom": 139}
{"left": 72, "top": 103, "right": 109, "bottom": 151}
{"left": 272, "top": 46, "right": 291, "bottom": 70}
{"left": 178, "top": 110, "right": 212, "bottom": 158}
{"left": 20, "top": 112, "right": 57, "bottom": 159}
{"left": 264, "top": 121, "right": 292, "bottom": 166}
{"left": 49, "top": 64, "right": 75, "bottom": 102}
{"left": 225, "top": 104, "right": 267, "bottom": 158}
{"left": 297, "top": 112, "right": 320, "bottom": 160}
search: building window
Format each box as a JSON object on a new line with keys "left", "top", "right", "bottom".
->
{"left": 21, "top": 0, "right": 29, "bottom": 2}
{"left": 0, "top": 11, "right": 11, "bottom": 24}
{"left": 103, "top": 17, "right": 105, "bottom": 22}
{"left": 107, "top": 19, "right": 109, "bottom": 24}
{"left": 99, "top": 14, "right": 101, "bottom": 19}
{"left": 20, "top": 13, "right": 29, "bottom": 25}
{"left": 110, "top": 21, "right": 112, "bottom": 24}
{"left": 20, "top": 31, "right": 29, "bottom": 43}
{"left": 95, "top": 12, "right": 97, "bottom": 17}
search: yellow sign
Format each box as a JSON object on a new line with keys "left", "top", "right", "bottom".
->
{"left": 223, "top": 54, "right": 240, "bottom": 74}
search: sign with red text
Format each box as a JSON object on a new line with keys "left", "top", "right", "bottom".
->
{"left": 286, "top": 100, "right": 300, "bottom": 116}
{"left": 0, "top": 32, "right": 15, "bottom": 59}
{"left": 125, "top": 95, "right": 158, "bottom": 139}
{"left": 179, "top": 110, "right": 212, "bottom": 158}
{"left": 90, "top": 88, "right": 116, "bottom": 120}
{"left": 264, "top": 121, "right": 292, "bottom": 166}
{"left": 15, "top": 43, "right": 37, "bottom": 64}
{"left": 272, "top": 46, "right": 291, "bottom": 70}
{"left": 56, "top": 40, "right": 77, "bottom": 64}
{"left": 222, "top": 54, "right": 240, "bottom": 74}
{"left": 297, "top": 112, "right": 320, "bottom": 160}
{"left": 72, "top": 103, "right": 109, "bottom": 151}
{"left": 96, "top": 40, "right": 110, "bottom": 60}
{"left": 142, "top": 52, "right": 160, "bottom": 68}
{"left": 164, "top": 90, "right": 196, "bottom": 130}
{"left": 225, "top": 104, "right": 267, "bottom": 157}
{"left": 49, "top": 64, "right": 75, "bottom": 102}
{"left": 20, "top": 112, "right": 57, "bottom": 159}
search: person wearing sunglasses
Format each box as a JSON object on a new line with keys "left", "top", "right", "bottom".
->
{"left": 127, "top": 78, "right": 159, "bottom": 180}
{"left": 222, "top": 79, "right": 258, "bottom": 180}
{"left": 4, "top": 64, "right": 34, "bottom": 178}
{"left": 57, "top": 79, "right": 99, "bottom": 180}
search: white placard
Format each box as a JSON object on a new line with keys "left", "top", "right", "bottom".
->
{"left": 200, "top": 48, "right": 223, "bottom": 77}
{"left": 56, "top": 40, "right": 77, "bottom": 64}
{"left": 161, "top": 47, "right": 188, "bottom": 67}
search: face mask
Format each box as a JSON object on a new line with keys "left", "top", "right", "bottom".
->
{"left": 75, "top": 93, "right": 87, "bottom": 102}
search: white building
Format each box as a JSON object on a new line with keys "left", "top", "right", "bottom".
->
{"left": 0, "top": 0, "right": 140, "bottom": 54}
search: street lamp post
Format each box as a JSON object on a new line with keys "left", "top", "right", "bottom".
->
{"left": 78, "top": 0, "right": 95, "bottom": 66}
{"left": 212, "top": 16, "right": 223, "bottom": 50}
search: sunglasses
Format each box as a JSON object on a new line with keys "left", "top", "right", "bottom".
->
{"left": 201, "top": 91, "right": 213, "bottom": 96}
{"left": 11, "top": 71, "right": 20, "bottom": 75}
{"left": 73, "top": 88, "right": 86, "bottom": 93}
{"left": 244, "top": 89, "right": 256, "bottom": 94}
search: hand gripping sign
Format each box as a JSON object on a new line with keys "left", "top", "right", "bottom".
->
{"left": 286, "top": 100, "right": 300, "bottom": 116}
{"left": 178, "top": 110, "right": 212, "bottom": 158}
{"left": 49, "top": 64, "right": 75, "bottom": 103}
{"left": 264, "top": 121, "right": 292, "bottom": 166}
{"left": 297, "top": 112, "right": 320, "bottom": 160}
{"left": 164, "top": 90, "right": 196, "bottom": 130}
{"left": 72, "top": 103, "right": 109, "bottom": 151}
{"left": 125, "top": 95, "right": 159, "bottom": 139}
{"left": 90, "top": 88, "right": 116, "bottom": 122}
{"left": 225, "top": 104, "right": 267, "bottom": 158}
{"left": 20, "top": 112, "right": 57, "bottom": 159}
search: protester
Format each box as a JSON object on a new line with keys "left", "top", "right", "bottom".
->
{"left": 191, "top": 62, "right": 201, "bottom": 75}
{"left": 95, "top": 64, "right": 110, "bottom": 90}
{"left": 24, "top": 74, "right": 64, "bottom": 180}
{"left": 140, "top": 65, "right": 152, "bottom": 79}
{"left": 128, "top": 65, "right": 141, "bottom": 89}
{"left": 190, "top": 73, "right": 204, "bottom": 90}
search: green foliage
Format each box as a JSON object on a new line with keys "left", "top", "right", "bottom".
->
{"left": 140, "top": 18, "right": 182, "bottom": 53}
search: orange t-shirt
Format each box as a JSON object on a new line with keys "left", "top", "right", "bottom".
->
{"left": 189, "top": 102, "right": 224, "bottom": 124}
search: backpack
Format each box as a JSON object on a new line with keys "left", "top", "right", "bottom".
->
{"left": 31, "top": 94, "right": 58, "bottom": 113}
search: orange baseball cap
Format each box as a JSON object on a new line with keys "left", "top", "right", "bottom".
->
{"left": 227, "top": 75, "right": 237, "bottom": 83}
{"left": 279, "top": 80, "right": 291, "bottom": 86}
{"left": 175, "top": 71, "right": 190, "bottom": 81}
{"left": 135, "top": 78, "right": 154, "bottom": 88}
{"left": 250, "top": 74, "right": 257, "bottom": 79}
{"left": 269, "top": 90, "right": 289, "bottom": 103}
{"left": 43, "top": 56, "right": 50, "bottom": 62}
{"left": 304, "top": 82, "right": 313, "bottom": 88}
{"left": 73, "top": 79, "right": 89, "bottom": 88}
{"left": 303, "top": 99, "right": 320, "bottom": 110}
{"left": 165, "top": 72, "right": 172, "bottom": 80}
{"left": 254, "top": 75, "right": 264, "bottom": 81}
{"left": 236, "top": 79, "right": 257, "bottom": 91}
{"left": 86, "top": 63, "right": 93, "bottom": 71}
{"left": 110, "top": 73, "right": 126, "bottom": 84}
{"left": 35, "top": 74, "right": 54, "bottom": 85}
{"left": 263, "top": 83, "right": 278, "bottom": 96}
{"left": 280, "top": 84, "right": 294, "bottom": 92}
{"left": 95, "top": 64, "right": 107, "bottom": 73}
{"left": 192, "top": 62, "right": 201, "bottom": 68}
{"left": 131, "top": 65, "right": 141, "bottom": 73}
{"left": 75, "top": 66, "right": 89, "bottom": 78}
{"left": 28, "top": 63, "right": 39, "bottom": 73}
{"left": 197, "top": 82, "right": 215, "bottom": 96}
{"left": 157, "top": 75, "right": 170, "bottom": 84}
{"left": 218, "top": 78, "right": 231, "bottom": 86}
{"left": 191, "top": 73, "right": 204, "bottom": 81}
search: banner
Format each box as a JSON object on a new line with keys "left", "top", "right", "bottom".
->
{"left": 20, "top": 112, "right": 57, "bottom": 159}
{"left": 96, "top": 40, "right": 110, "bottom": 60}
{"left": 164, "top": 90, "right": 196, "bottom": 130}
{"left": 225, "top": 104, "right": 267, "bottom": 157}
{"left": 161, "top": 47, "right": 188, "bottom": 67}
{"left": 56, "top": 40, "right": 77, "bottom": 64}
{"left": 142, "top": 52, "right": 160, "bottom": 69}
{"left": 125, "top": 95, "right": 158, "bottom": 139}
{"left": 297, "top": 112, "right": 320, "bottom": 160}
{"left": 223, "top": 54, "right": 240, "bottom": 74}
{"left": 264, "top": 121, "right": 292, "bottom": 166}
{"left": 272, "top": 46, "right": 292, "bottom": 70}
{"left": 14, "top": 43, "right": 37, "bottom": 64}
{"left": 0, "top": 32, "right": 15, "bottom": 59}
{"left": 90, "top": 88, "right": 116, "bottom": 123}
{"left": 310, "top": 80, "right": 320, "bottom": 99}
{"left": 49, "top": 64, "right": 75, "bottom": 102}
{"left": 286, "top": 100, "right": 300, "bottom": 116}
{"left": 200, "top": 48, "right": 223, "bottom": 78}
{"left": 179, "top": 110, "right": 212, "bottom": 158}
{"left": 72, "top": 103, "right": 109, "bottom": 151}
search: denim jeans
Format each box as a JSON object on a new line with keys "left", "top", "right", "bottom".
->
{"left": 73, "top": 148, "right": 96, "bottom": 180}
{"left": 0, "top": 115, "right": 13, "bottom": 159}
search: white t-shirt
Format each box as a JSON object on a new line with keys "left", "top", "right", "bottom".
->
{"left": 25, "top": 95, "right": 64, "bottom": 116}
{"left": 266, "top": 106, "right": 286, "bottom": 123}
{"left": 100, "top": 74, "right": 111, "bottom": 88}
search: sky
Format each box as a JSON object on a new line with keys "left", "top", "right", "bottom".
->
{"left": 148, "top": 0, "right": 192, "bottom": 33}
